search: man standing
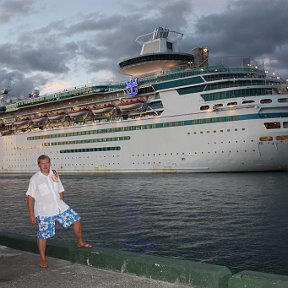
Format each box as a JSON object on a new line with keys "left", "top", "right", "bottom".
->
{"left": 26, "top": 154, "right": 92, "bottom": 268}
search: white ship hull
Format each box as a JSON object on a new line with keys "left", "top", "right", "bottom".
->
{"left": 1, "top": 101, "right": 288, "bottom": 173}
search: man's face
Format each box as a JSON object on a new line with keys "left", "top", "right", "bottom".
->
{"left": 38, "top": 159, "right": 50, "bottom": 175}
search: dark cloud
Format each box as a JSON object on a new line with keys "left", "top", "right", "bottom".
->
{"left": 182, "top": 0, "right": 288, "bottom": 78}
{"left": 0, "top": 69, "right": 46, "bottom": 99}
{"left": 0, "top": 42, "right": 78, "bottom": 73}
{"left": 63, "top": 13, "right": 120, "bottom": 36}
{"left": 0, "top": 0, "right": 39, "bottom": 23}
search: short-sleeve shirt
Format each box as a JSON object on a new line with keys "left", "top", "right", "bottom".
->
{"left": 26, "top": 170, "right": 69, "bottom": 217}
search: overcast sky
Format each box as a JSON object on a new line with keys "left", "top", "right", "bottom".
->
{"left": 1, "top": 0, "right": 288, "bottom": 98}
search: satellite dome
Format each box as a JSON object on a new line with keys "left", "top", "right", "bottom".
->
{"left": 32, "top": 89, "right": 40, "bottom": 97}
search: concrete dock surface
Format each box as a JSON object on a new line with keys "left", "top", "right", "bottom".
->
{"left": 0, "top": 245, "right": 191, "bottom": 288}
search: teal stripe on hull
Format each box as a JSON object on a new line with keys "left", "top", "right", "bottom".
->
{"left": 27, "top": 112, "right": 288, "bottom": 141}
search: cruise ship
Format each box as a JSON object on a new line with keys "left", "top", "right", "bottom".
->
{"left": 0, "top": 27, "right": 288, "bottom": 173}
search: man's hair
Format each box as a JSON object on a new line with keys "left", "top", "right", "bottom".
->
{"left": 37, "top": 155, "right": 51, "bottom": 164}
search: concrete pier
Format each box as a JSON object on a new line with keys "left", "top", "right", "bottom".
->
{"left": 1, "top": 232, "right": 288, "bottom": 288}
{"left": 0, "top": 245, "right": 190, "bottom": 288}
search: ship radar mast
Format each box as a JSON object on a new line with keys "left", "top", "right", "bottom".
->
{"left": 135, "top": 27, "right": 183, "bottom": 55}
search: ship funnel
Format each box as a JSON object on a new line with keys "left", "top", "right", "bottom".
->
{"left": 192, "top": 48, "right": 209, "bottom": 68}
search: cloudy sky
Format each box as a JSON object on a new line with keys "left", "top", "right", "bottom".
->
{"left": 1, "top": 0, "right": 288, "bottom": 98}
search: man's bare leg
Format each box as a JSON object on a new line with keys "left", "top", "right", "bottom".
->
{"left": 72, "top": 219, "right": 92, "bottom": 248}
{"left": 37, "top": 239, "right": 47, "bottom": 268}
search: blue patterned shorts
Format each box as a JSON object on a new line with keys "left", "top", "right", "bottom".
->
{"left": 36, "top": 208, "right": 81, "bottom": 239}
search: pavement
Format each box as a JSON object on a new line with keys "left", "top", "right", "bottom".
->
{"left": 0, "top": 245, "right": 191, "bottom": 288}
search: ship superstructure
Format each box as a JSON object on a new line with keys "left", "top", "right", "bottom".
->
{"left": 0, "top": 27, "right": 288, "bottom": 173}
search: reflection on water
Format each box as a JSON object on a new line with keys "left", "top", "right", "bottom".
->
{"left": 0, "top": 172, "right": 288, "bottom": 275}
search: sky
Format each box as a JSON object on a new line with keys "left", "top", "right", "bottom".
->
{"left": 0, "top": 0, "right": 288, "bottom": 99}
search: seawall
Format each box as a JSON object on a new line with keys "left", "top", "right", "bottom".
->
{"left": 0, "top": 232, "right": 288, "bottom": 288}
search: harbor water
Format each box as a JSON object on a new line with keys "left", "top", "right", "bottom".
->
{"left": 0, "top": 172, "right": 288, "bottom": 275}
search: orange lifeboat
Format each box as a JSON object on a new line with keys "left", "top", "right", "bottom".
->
{"left": 91, "top": 104, "right": 114, "bottom": 115}
{"left": 14, "top": 117, "right": 32, "bottom": 129}
{"left": 118, "top": 99, "right": 145, "bottom": 112}
{"left": 68, "top": 107, "right": 90, "bottom": 120}
{"left": 32, "top": 114, "right": 49, "bottom": 124}
{"left": 48, "top": 111, "right": 67, "bottom": 122}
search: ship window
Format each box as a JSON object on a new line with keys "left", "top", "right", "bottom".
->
{"left": 260, "top": 99, "right": 272, "bottom": 104}
{"left": 278, "top": 98, "right": 288, "bottom": 103}
{"left": 276, "top": 135, "right": 288, "bottom": 141}
{"left": 200, "top": 105, "right": 209, "bottom": 110}
{"left": 227, "top": 102, "right": 237, "bottom": 106}
{"left": 259, "top": 136, "right": 273, "bottom": 141}
{"left": 264, "top": 122, "right": 280, "bottom": 129}
{"left": 242, "top": 100, "right": 255, "bottom": 104}
{"left": 284, "top": 122, "right": 288, "bottom": 128}
{"left": 214, "top": 104, "right": 223, "bottom": 108}
{"left": 166, "top": 42, "right": 173, "bottom": 50}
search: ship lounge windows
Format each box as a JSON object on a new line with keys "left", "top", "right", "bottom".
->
{"left": 278, "top": 98, "right": 288, "bottom": 103}
{"left": 283, "top": 122, "right": 288, "bottom": 128}
{"left": 264, "top": 122, "right": 280, "bottom": 129}
{"left": 242, "top": 100, "right": 255, "bottom": 104}
{"left": 276, "top": 135, "right": 288, "bottom": 141}
{"left": 200, "top": 105, "right": 210, "bottom": 110}
{"left": 259, "top": 136, "right": 273, "bottom": 141}
{"left": 260, "top": 99, "right": 272, "bottom": 104}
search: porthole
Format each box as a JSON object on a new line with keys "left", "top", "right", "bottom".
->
{"left": 260, "top": 99, "right": 272, "bottom": 104}
{"left": 227, "top": 102, "right": 238, "bottom": 106}
{"left": 259, "top": 136, "right": 273, "bottom": 141}
{"left": 276, "top": 136, "right": 288, "bottom": 141}
{"left": 278, "top": 98, "right": 288, "bottom": 103}
{"left": 242, "top": 100, "right": 255, "bottom": 104}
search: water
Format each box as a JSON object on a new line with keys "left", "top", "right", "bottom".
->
{"left": 1, "top": 172, "right": 288, "bottom": 275}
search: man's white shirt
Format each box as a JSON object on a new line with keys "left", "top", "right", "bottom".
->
{"left": 26, "top": 170, "right": 69, "bottom": 217}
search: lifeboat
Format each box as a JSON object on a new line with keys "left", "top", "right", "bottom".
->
{"left": 14, "top": 117, "right": 31, "bottom": 129}
{"left": 68, "top": 108, "right": 90, "bottom": 120}
{"left": 32, "top": 114, "right": 49, "bottom": 124}
{"left": 48, "top": 111, "right": 67, "bottom": 122}
{"left": 118, "top": 99, "right": 145, "bottom": 112}
{"left": 91, "top": 104, "right": 114, "bottom": 115}
{"left": 0, "top": 120, "right": 5, "bottom": 133}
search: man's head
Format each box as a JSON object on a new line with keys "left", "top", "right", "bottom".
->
{"left": 37, "top": 155, "right": 51, "bottom": 175}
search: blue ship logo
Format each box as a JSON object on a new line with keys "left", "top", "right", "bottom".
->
{"left": 125, "top": 78, "right": 138, "bottom": 97}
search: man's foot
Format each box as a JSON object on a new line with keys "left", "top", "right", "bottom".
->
{"left": 39, "top": 261, "right": 47, "bottom": 268}
{"left": 77, "top": 242, "right": 92, "bottom": 248}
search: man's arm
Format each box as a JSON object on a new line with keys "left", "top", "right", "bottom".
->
{"left": 27, "top": 195, "right": 36, "bottom": 225}
{"left": 59, "top": 191, "right": 64, "bottom": 200}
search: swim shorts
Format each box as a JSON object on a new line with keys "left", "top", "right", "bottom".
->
{"left": 36, "top": 208, "right": 81, "bottom": 239}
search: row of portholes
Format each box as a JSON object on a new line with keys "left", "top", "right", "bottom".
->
{"left": 208, "top": 140, "right": 254, "bottom": 144}
{"left": 188, "top": 128, "right": 245, "bottom": 135}
{"left": 131, "top": 149, "right": 257, "bottom": 164}
{"left": 200, "top": 98, "right": 288, "bottom": 110}
{"left": 131, "top": 148, "right": 256, "bottom": 158}
{"left": 60, "top": 163, "right": 121, "bottom": 166}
